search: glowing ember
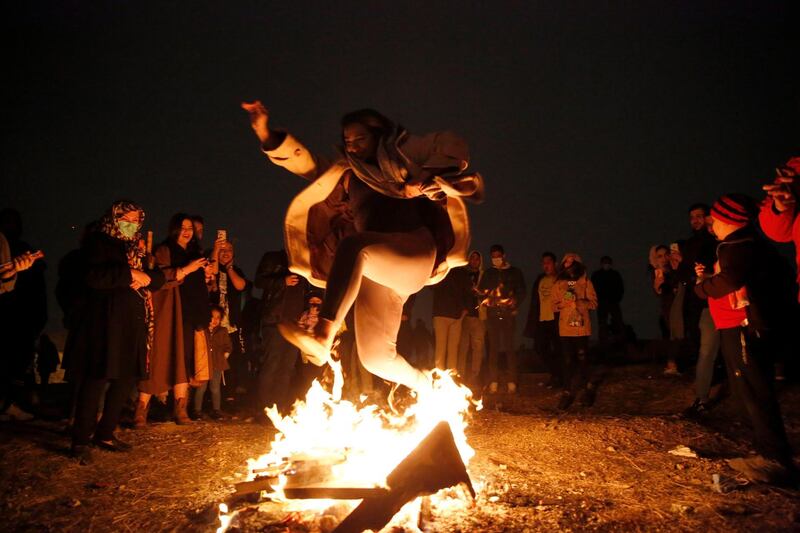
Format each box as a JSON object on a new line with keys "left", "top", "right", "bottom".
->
{"left": 227, "top": 363, "right": 481, "bottom": 531}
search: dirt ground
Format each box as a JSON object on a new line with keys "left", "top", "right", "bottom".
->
{"left": 1, "top": 362, "right": 799, "bottom": 532}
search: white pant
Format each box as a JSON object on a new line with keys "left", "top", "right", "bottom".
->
{"left": 325, "top": 227, "right": 436, "bottom": 391}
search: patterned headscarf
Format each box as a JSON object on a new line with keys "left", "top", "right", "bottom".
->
{"left": 99, "top": 200, "right": 145, "bottom": 269}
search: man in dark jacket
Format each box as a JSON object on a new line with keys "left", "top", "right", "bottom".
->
{"left": 432, "top": 266, "right": 472, "bottom": 372}
{"left": 253, "top": 249, "right": 306, "bottom": 415}
{"left": 679, "top": 203, "right": 722, "bottom": 416}
{"left": 590, "top": 256, "right": 625, "bottom": 343}
{"left": 694, "top": 194, "right": 797, "bottom": 485}
{"left": 524, "top": 252, "right": 562, "bottom": 387}
{"left": 479, "top": 244, "right": 526, "bottom": 394}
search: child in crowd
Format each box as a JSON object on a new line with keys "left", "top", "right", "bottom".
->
{"left": 193, "top": 305, "right": 231, "bottom": 420}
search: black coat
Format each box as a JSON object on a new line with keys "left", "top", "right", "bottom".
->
{"left": 255, "top": 249, "right": 307, "bottom": 325}
{"left": 432, "top": 266, "right": 472, "bottom": 319}
{"left": 70, "top": 232, "right": 164, "bottom": 380}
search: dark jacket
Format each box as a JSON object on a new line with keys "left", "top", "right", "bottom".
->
{"left": 478, "top": 264, "right": 526, "bottom": 319}
{"left": 523, "top": 273, "right": 550, "bottom": 338}
{"left": 432, "top": 266, "right": 472, "bottom": 319}
{"left": 205, "top": 325, "right": 232, "bottom": 373}
{"left": 254, "top": 250, "right": 307, "bottom": 325}
{"left": 69, "top": 232, "right": 164, "bottom": 380}
{"left": 694, "top": 226, "right": 796, "bottom": 333}
{"left": 590, "top": 268, "right": 624, "bottom": 305}
{"left": 677, "top": 229, "right": 717, "bottom": 311}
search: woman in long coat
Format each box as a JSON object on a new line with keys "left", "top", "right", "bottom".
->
{"left": 69, "top": 201, "right": 164, "bottom": 463}
{"left": 242, "top": 102, "right": 483, "bottom": 393}
{"left": 135, "top": 213, "right": 210, "bottom": 426}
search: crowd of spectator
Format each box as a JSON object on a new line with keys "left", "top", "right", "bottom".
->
{"left": 0, "top": 156, "right": 798, "bottom": 486}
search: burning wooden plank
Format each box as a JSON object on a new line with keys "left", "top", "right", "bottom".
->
{"left": 334, "top": 420, "right": 474, "bottom": 533}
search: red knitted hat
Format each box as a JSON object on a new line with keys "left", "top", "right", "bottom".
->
{"left": 711, "top": 194, "right": 756, "bottom": 226}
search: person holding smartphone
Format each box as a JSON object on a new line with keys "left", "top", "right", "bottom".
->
{"left": 135, "top": 213, "right": 211, "bottom": 426}
{"left": 760, "top": 157, "right": 800, "bottom": 303}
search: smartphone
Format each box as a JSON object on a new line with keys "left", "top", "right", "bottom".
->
{"left": 217, "top": 229, "right": 227, "bottom": 241}
{"left": 669, "top": 243, "right": 679, "bottom": 253}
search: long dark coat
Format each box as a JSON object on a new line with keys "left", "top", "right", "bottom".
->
{"left": 69, "top": 232, "right": 164, "bottom": 380}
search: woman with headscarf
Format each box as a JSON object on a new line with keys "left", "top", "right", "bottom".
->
{"left": 134, "top": 213, "right": 210, "bottom": 426}
{"left": 551, "top": 253, "right": 598, "bottom": 410}
{"left": 242, "top": 101, "right": 483, "bottom": 394}
{"left": 69, "top": 201, "right": 164, "bottom": 463}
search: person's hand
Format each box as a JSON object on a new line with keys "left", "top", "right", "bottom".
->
{"left": 212, "top": 237, "right": 226, "bottom": 261}
{"left": 13, "top": 252, "right": 36, "bottom": 273}
{"left": 763, "top": 176, "right": 796, "bottom": 212}
{"left": 285, "top": 274, "right": 299, "bottom": 287}
{"left": 241, "top": 101, "right": 270, "bottom": 144}
{"left": 694, "top": 263, "right": 706, "bottom": 280}
{"left": 130, "top": 269, "right": 151, "bottom": 290}
{"left": 185, "top": 257, "right": 209, "bottom": 274}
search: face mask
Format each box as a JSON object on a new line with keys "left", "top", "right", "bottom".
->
{"left": 491, "top": 257, "right": 503, "bottom": 267}
{"left": 117, "top": 220, "right": 138, "bottom": 239}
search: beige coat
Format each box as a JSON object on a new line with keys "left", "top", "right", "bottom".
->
{"left": 551, "top": 275, "right": 598, "bottom": 337}
{"left": 265, "top": 133, "right": 475, "bottom": 288}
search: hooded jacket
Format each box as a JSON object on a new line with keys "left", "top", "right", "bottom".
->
{"left": 551, "top": 257, "right": 598, "bottom": 337}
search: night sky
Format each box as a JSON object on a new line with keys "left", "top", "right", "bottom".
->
{"left": 2, "top": 2, "right": 797, "bottom": 338}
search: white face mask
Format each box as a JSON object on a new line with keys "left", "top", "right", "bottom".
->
{"left": 491, "top": 257, "right": 503, "bottom": 267}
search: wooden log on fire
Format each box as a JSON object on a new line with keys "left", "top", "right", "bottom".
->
{"left": 333, "top": 421, "right": 474, "bottom": 533}
{"left": 283, "top": 486, "right": 389, "bottom": 499}
{"left": 234, "top": 476, "right": 278, "bottom": 495}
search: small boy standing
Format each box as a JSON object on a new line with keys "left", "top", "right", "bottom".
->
{"left": 193, "top": 305, "right": 232, "bottom": 420}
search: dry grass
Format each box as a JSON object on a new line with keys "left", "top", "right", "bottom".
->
{"left": 1, "top": 363, "right": 799, "bottom": 532}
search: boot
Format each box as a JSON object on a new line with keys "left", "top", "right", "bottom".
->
{"left": 174, "top": 396, "right": 191, "bottom": 425}
{"left": 133, "top": 399, "right": 149, "bottom": 429}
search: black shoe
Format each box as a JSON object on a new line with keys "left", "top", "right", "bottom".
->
{"left": 209, "top": 410, "right": 225, "bottom": 421}
{"left": 578, "top": 386, "right": 596, "bottom": 407}
{"left": 70, "top": 444, "right": 93, "bottom": 465}
{"left": 557, "top": 391, "right": 574, "bottom": 411}
{"left": 682, "top": 399, "right": 709, "bottom": 419}
{"left": 92, "top": 435, "right": 133, "bottom": 452}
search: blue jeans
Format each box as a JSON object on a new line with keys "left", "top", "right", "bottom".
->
{"left": 194, "top": 370, "right": 222, "bottom": 412}
{"left": 694, "top": 308, "right": 721, "bottom": 401}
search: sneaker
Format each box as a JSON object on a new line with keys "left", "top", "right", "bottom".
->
{"left": 682, "top": 399, "right": 709, "bottom": 418}
{"left": 209, "top": 410, "right": 225, "bottom": 421}
{"left": 726, "top": 455, "right": 798, "bottom": 486}
{"left": 277, "top": 321, "right": 330, "bottom": 366}
{"left": 4, "top": 403, "right": 34, "bottom": 421}
{"left": 557, "top": 391, "right": 574, "bottom": 411}
{"left": 488, "top": 382, "right": 498, "bottom": 394}
{"left": 507, "top": 382, "right": 517, "bottom": 394}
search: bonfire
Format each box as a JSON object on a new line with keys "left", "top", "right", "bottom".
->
{"left": 219, "top": 360, "right": 482, "bottom": 532}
